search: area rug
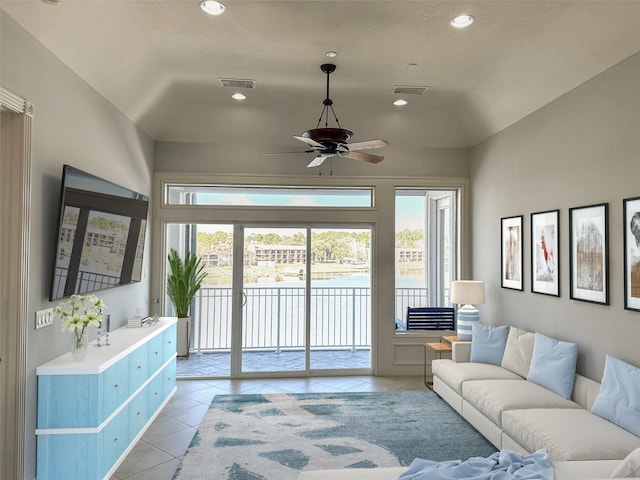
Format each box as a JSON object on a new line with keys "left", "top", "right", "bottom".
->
{"left": 174, "top": 391, "right": 496, "bottom": 480}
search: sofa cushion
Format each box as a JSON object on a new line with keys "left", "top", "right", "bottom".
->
{"left": 462, "top": 379, "right": 580, "bottom": 427}
{"left": 592, "top": 356, "right": 640, "bottom": 437}
{"left": 611, "top": 447, "right": 640, "bottom": 478}
{"left": 470, "top": 324, "right": 509, "bottom": 366}
{"left": 431, "top": 359, "right": 521, "bottom": 396}
{"left": 501, "top": 327, "right": 535, "bottom": 377}
{"left": 502, "top": 408, "right": 640, "bottom": 461}
{"left": 551, "top": 460, "right": 621, "bottom": 480}
{"left": 527, "top": 333, "right": 578, "bottom": 399}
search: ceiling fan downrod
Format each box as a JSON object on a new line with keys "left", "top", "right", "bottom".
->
{"left": 316, "top": 63, "right": 342, "bottom": 129}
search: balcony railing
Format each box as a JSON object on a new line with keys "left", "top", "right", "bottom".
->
{"left": 52, "top": 266, "right": 120, "bottom": 299}
{"left": 188, "top": 286, "right": 430, "bottom": 354}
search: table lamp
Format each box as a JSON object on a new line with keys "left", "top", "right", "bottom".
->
{"left": 451, "top": 280, "right": 485, "bottom": 341}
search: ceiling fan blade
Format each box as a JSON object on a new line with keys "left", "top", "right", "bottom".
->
{"left": 343, "top": 151, "right": 384, "bottom": 164}
{"left": 347, "top": 139, "right": 389, "bottom": 151}
{"left": 294, "top": 135, "right": 325, "bottom": 149}
{"left": 307, "top": 154, "right": 330, "bottom": 168}
{"left": 260, "top": 150, "right": 314, "bottom": 156}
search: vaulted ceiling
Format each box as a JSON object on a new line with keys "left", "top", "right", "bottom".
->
{"left": 2, "top": 1, "right": 639, "bottom": 150}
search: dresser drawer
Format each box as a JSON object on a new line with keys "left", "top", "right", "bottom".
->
{"left": 128, "top": 389, "right": 150, "bottom": 436}
{"left": 147, "top": 333, "right": 165, "bottom": 372}
{"left": 129, "top": 342, "right": 149, "bottom": 392}
{"left": 162, "top": 358, "right": 177, "bottom": 398}
{"left": 163, "top": 324, "right": 177, "bottom": 359}
{"left": 99, "top": 406, "right": 130, "bottom": 478}
{"left": 100, "top": 356, "right": 130, "bottom": 420}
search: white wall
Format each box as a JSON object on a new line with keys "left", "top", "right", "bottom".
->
{"left": 470, "top": 52, "right": 640, "bottom": 380}
{"left": 1, "top": 13, "right": 154, "bottom": 479}
{"left": 154, "top": 141, "right": 470, "bottom": 178}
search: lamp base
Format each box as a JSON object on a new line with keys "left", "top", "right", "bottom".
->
{"left": 456, "top": 304, "right": 479, "bottom": 341}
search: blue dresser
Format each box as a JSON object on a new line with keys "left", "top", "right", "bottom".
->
{"left": 36, "top": 318, "right": 177, "bottom": 480}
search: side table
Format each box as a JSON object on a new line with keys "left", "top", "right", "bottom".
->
{"left": 424, "top": 335, "right": 463, "bottom": 388}
{"left": 424, "top": 342, "right": 452, "bottom": 388}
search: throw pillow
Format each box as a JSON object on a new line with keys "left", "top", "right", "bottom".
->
{"left": 501, "top": 327, "right": 535, "bottom": 378}
{"left": 469, "top": 324, "right": 509, "bottom": 365}
{"left": 611, "top": 447, "right": 640, "bottom": 478}
{"left": 592, "top": 355, "right": 640, "bottom": 437}
{"left": 527, "top": 333, "right": 578, "bottom": 399}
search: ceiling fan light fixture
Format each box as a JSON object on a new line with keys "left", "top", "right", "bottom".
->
{"left": 393, "top": 99, "right": 408, "bottom": 106}
{"left": 449, "top": 14, "right": 475, "bottom": 28}
{"left": 325, "top": 51, "right": 338, "bottom": 58}
{"left": 200, "top": 0, "right": 225, "bottom": 15}
{"left": 303, "top": 128, "right": 352, "bottom": 144}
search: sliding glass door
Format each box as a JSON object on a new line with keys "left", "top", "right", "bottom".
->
{"left": 241, "top": 227, "right": 308, "bottom": 374}
{"left": 167, "top": 223, "right": 372, "bottom": 377}
{"left": 309, "top": 228, "right": 371, "bottom": 370}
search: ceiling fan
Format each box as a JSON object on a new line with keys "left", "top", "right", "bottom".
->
{"left": 262, "top": 63, "right": 388, "bottom": 168}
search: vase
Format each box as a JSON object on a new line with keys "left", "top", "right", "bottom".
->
{"left": 70, "top": 333, "right": 88, "bottom": 362}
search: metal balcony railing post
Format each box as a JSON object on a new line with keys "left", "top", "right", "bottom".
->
{"left": 351, "top": 288, "right": 357, "bottom": 352}
{"left": 196, "top": 293, "right": 203, "bottom": 356}
{"left": 276, "top": 287, "right": 281, "bottom": 354}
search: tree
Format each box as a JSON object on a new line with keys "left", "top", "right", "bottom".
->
{"left": 198, "top": 231, "right": 232, "bottom": 250}
{"left": 396, "top": 229, "right": 424, "bottom": 248}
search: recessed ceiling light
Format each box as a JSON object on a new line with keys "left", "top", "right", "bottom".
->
{"left": 449, "top": 14, "right": 474, "bottom": 28}
{"left": 232, "top": 92, "right": 246, "bottom": 101}
{"left": 325, "top": 51, "right": 338, "bottom": 58}
{"left": 41, "top": 0, "right": 62, "bottom": 5}
{"left": 200, "top": 0, "right": 225, "bottom": 15}
{"left": 393, "top": 99, "right": 408, "bottom": 106}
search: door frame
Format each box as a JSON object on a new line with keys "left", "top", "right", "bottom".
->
{"left": 161, "top": 221, "right": 374, "bottom": 378}
{"left": 0, "top": 87, "right": 32, "bottom": 480}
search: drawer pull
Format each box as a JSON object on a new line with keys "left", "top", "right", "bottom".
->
{"left": 154, "top": 351, "right": 159, "bottom": 355}
{"left": 168, "top": 340, "right": 172, "bottom": 344}
{"left": 137, "top": 365, "right": 142, "bottom": 369}
{"left": 137, "top": 411, "right": 142, "bottom": 416}
{"left": 114, "top": 384, "right": 119, "bottom": 388}
{"left": 113, "top": 437, "right": 118, "bottom": 442}
{"left": 154, "top": 391, "right": 159, "bottom": 396}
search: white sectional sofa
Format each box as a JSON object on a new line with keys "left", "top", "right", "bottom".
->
{"left": 432, "top": 326, "right": 640, "bottom": 463}
{"left": 298, "top": 325, "right": 640, "bottom": 480}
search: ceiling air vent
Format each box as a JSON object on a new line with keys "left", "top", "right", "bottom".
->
{"left": 219, "top": 78, "right": 256, "bottom": 89}
{"left": 391, "top": 85, "right": 429, "bottom": 95}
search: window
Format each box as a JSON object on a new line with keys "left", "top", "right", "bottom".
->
{"left": 395, "top": 188, "right": 458, "bottom": 330}
{"left": 165, "top": 184, "right": 374, "bottom": 207}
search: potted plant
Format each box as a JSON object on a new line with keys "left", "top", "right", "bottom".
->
{"left": 166, "top": 248, "right": 207, "bottom": 357}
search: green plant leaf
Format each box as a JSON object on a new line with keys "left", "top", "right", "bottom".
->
{"left": 167, "top": 248, "right": 207, "bottom": 318}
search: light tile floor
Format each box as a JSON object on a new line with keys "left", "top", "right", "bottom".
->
{"left": 176, "top": 349, "right": 372, "bottom": 377}
{"left": 111, "top": 375, "right": 426, "bottom": 480}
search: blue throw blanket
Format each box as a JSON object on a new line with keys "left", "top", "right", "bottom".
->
{"left": 396, "top": 449, "right": 554, "bottom": 480}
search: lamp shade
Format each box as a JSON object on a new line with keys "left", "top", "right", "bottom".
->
{"left": 451, "top": 280, "right": 485, "bottom": 340}
{"left": 451, "top": 280, "right": 485, "bottom": 306}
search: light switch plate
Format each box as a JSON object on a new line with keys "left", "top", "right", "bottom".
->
{"left": 35, "top": 308, "right": 54, "bottom": 329}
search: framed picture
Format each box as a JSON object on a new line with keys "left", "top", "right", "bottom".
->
{"left": 569, "top": 203, "right": 609, "bottom": 304}
{"left": 501, "top": 215, "right": 523, "bottom": 290}
{"left": 623, "top": 197, "right": 640, "bottom": 312}
{"left": 531, "top": 210, "right": 559, "bottom": 296}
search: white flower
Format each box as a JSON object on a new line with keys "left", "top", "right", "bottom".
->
{"left": 55, "top": 294, "right": 106, "bottom": 347}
